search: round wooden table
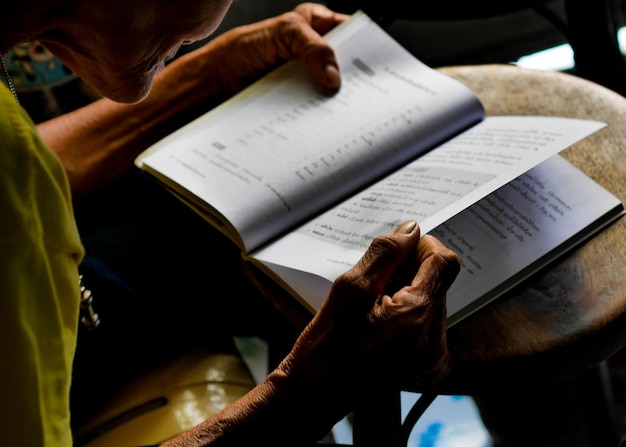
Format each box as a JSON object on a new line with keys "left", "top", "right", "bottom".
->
{"left": 253, "top": 64, "right": 626, "bottom": 446}
{"left": 436, "top": 64, "right": 626, "bottom": 394}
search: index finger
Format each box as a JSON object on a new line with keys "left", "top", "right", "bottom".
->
{"left": 347, "top": 220, "right": 422, "bottom": 296}
{"left": 412, "top": 235, "right": 461, "bottom": 297}
{"left": 294, "top": 3, "right": 351, "bottom": 34}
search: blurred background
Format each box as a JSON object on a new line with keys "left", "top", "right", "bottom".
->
{"left": 5, "top": 0, "right": 626, "bottom": 123}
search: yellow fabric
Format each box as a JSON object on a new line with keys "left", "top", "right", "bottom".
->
{"left": 0, "top": 84, "right": 84, "bottom": 446}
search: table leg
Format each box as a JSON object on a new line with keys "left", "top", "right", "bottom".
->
{"left": 352, "top": 389, "right": 402, "bottom": 447}
{"left": 576, "top": 361, "right": 622, "bottom": 447}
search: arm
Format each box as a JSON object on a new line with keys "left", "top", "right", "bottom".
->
{"left": 37, "top": 3, "right": 349, "bottom": 199}
{"left": 162, "top": 221, "right": 461, "bottom": 446}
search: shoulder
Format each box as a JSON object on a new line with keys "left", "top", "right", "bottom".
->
{"left": 0, "top": 83, "right": 82, "bottom": 254}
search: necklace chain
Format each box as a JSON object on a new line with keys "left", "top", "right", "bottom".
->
{"left": 0, "top": 51, "right": 20, "bottom": 103}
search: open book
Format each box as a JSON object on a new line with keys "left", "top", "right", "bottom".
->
{"left": 136, "top": 11, "right": 624, "bottom": 326}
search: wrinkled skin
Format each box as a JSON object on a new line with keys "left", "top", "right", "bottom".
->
{"left": 33, "top": 1, "right": 348, "bottom": 103}
{"left": 198, "top": 2, "right": 351, "bottom": 98}
{"left": 277, "top": 220, "right": 460, "bottom": 408}
{"left": 163, "top": 221, "right": 460, "bottom": 446}
{"left": 34, "top": 3, "right": 350, "bottom": 197}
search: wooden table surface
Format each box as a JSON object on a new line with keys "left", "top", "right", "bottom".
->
{"left": 253, "top": 64, "right": 626, "bottom": 396}
{"left": 433, "top": 64, "right": 626, "bottom": 395}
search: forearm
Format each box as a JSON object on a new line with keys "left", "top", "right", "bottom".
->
{"left": 37, "top": 39, "right": 232, "bottom": 199}
{"left": 162, "top": 365, "right": 350, "bottom": 447}
{"left": 36, "top": 4, "right": 346, "bottom": 200}
{"left": 161, "top": 222, "right": 459, "bottom": 446}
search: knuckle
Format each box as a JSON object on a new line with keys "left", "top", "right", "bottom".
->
{"left": 433, "top": 250, "right": 456, "bottom": 267}
{"left": 438, "top": 250, "right": 462, "bottom": 275}
{"left": 334, "top": 268, "right": 368, "bottom": 292}
{"left": 273, "top": 12, "right": 328, "bottom": 59}
{"left": 369, "top": 232, "right": 403, "bottom": 255}
{"left": 276, "top": 11, "right": 306, "bottom": 35}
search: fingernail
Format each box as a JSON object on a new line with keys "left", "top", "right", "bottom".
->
{"left": 324, "top": 64, "right": 340, "bottom": 89}
{"left": 399, "top": 220, "right": 417, "bottom": 234}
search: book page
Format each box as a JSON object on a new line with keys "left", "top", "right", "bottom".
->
{"left": 435, "top": 155, "right": 623, "bottom": 325}
{"left": 253, "top": 154, "right": 623, "bottom": 320}
{"left": 251, "top": 116, "right": 606, "bottom": 310}
{"left": 136, "top": 11, "right": 483, "bottom": 252}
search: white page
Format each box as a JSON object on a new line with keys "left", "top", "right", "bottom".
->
{"left": 137, "top": 11, "right": 483, "bottom": 252}
{"left": 437, "top": 155, "right": 623, "bottom": 325}
{"left": 252, "top": 117, "right": 606, "bottom": 312}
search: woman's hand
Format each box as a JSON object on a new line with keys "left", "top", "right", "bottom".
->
{"left": 161, "top": 221, "right": 460, "bottom": 446}
{"left": 184, "top": 3, "right": 350, "bottom": 99}
{"left": 275, "top": 220, "right": 461, "bottom": 415}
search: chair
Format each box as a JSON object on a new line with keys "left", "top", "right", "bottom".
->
{"left": 324, "top": 0, "right": 626, "bottom": 95}
{"left": 72, "top": 347, "right": 257, "bottom": 446}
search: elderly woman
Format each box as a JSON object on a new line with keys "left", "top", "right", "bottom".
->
{"left": 0, "top": 1, "right": 460, "bottom": 445}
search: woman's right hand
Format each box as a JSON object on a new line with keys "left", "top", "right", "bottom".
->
{"left": 274, "top": 220, "right": 461, "bottom": 429}
{"left": 162, "top": 220, "right": 460, "bottom": 447}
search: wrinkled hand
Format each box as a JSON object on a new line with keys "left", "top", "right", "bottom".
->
{"left": 161, "top": 221, "right": 460, "bottom": 446}
{"left": 199, "top": 3, "right": 349, "bottom": 95}
{"left": 277, "top": 220, "right": 460, "bottom": 410}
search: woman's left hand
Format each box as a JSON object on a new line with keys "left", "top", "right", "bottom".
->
{"left": 189, "top": 3, "right": 350, "bottom": 96}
